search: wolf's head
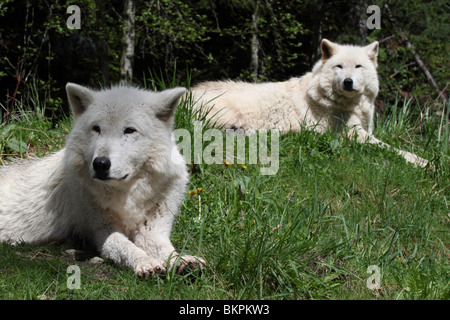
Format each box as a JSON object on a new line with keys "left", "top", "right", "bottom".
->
{"left": 64, "top": 83, "right": 186, "bottom": 185}
{"left": 314, "top": 39, "right": 379, "bottom": 102}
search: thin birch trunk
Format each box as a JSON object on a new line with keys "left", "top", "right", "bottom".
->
{"left": 250, "top": 1, "right": 259, "bottom": 81}
{"left": 120, "top": 0, "right": 136, "bottom": 84}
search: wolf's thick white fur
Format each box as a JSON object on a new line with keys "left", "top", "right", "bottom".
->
{"left": 0, "top": 84, "right": 204, "bottom": 276}
{"left": 191, "top": 39, "right": 427, "bottom": 167}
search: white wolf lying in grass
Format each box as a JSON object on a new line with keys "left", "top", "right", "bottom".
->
{"left": 0, "top": 83, "right": 205, "bottom": 276}
{"left": 191, "top": 39, "right": 428, "bottom": 167}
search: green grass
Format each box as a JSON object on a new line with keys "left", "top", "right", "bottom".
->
{"left": 0, "top": 79, "right": 448, "bottom": 300}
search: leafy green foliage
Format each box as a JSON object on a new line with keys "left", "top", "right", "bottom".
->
{"left": 0, "top": 0, "right": 447, "bottom": 117}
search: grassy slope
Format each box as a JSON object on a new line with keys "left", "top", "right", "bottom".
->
{"left": 0, "top": 88, "right": 448, "bottom": 300}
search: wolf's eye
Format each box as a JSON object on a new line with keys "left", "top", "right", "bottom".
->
{"left": 124, "top": 127, "right": 137, "bottom": 134}
{"left": 355, "top": 64, "right": 362, "bottom": 68}
{"left": 335, "top": 64, "right": 343, "bottom": 69}
{"left": 92, "top": 125, "right": 101, "bottom": 134}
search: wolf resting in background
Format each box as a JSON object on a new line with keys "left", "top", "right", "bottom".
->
{"left": 0, "top": 83, "right": 204, "bottom": 276}
{"left": 191, "top": 39, "right": 428, "bottom": 167}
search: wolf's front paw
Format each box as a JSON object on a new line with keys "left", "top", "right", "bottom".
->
{"left": 167, "top": 254, "right": 206, "bottom": 273}
{"left": 134, "top": 257, "right": 165, "bottom": 277}
{"left": 404, "top": 151, "right": 428, "bottom": 168}
{"left": 415, "top": 157, "right": 428, "bottom": 168}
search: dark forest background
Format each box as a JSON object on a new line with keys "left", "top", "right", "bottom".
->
{"left": 0, "top": 0, "right": 448, "bottom": 121}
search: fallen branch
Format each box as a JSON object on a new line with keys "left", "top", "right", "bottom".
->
{"left": 388, "top": 62, "right": 416, "bottom": 79}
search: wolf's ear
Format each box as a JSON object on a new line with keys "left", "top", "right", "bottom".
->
{"left": 321, "top": 39, "right": 339, "bottom": 62}
{"left": 365, "top": 41, "right": 379, "bottom": 66}
{"left": 155, "top": 87, "right": 187, "bottom": 125}
{"left": 66, "top": 83, "right": 94, "bottom": 118}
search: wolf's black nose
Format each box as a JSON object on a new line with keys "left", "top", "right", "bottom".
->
{"left": 93, "top": 157, "right": 111, "bottom": 180}
{"left": 343, "top": 78, "right": 353, "bottom": 91}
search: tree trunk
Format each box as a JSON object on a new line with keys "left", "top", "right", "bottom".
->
{"left": 355, "top": 0, "right": 367, "bottom": 43}
{"left": 120, "top": 0, "right": 136, "bottom": 84}
{"left": 249, "top": 1, "right": 259, "bottom": 81}
{"left": 311, "top": 0, "right": 323, "bottom": 65}
{"left": 95, "top": 0, "right": 110, "bottom": 84}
